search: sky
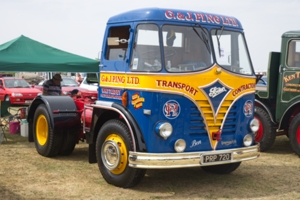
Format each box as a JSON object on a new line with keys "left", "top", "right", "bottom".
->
{"left": 1, "top": 0, "right": 299, "bottom": 72}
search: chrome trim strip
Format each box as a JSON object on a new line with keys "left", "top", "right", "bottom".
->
{"left": 129, "top": 144, "right": 259, "bottom": 169}
{"left": 90, "top": 102, "right": 137, "bottom": 152}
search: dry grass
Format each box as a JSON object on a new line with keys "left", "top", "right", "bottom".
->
{"left": 1, "top": 132, "right": 300, "bottom": 200}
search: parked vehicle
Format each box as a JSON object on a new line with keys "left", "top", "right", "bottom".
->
{"left": 79, "top": 73, "right": 98, "bottom": 91}
{"left": 79, "top": 77, "right": 97, "bottom": 91}
{"left": 27, "top": 8, "right": 260, "bottom": 188}
{"left": 255, "top": 30, "right": 300, "bottom": 155}
{"left": 0, "top": 77, "right": 41, "bottom": 105}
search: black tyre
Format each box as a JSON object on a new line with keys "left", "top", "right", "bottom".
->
{"left": 201, "top": 162, "right": 241, "bottom": 174}
{"left": 254, "top": 106, "right": 276, "bottom": 151}
{"left": 59, "top": 131, "right": 77, "bottom": 156}
{"left": 33, "top": 104, "right": 63, "bottom": 157}
{"left": 288, "top": 113, "right": 300, "bottom": 156}
{"left": 96, "top": 119, "right": 146, "bottom": 188}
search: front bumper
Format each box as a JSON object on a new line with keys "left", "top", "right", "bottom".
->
{"left": 129, "top": 144, "right": 260, "bottom": 169}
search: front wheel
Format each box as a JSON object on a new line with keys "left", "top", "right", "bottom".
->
{"left": 288, "top": 113, "right": 300, "bottom": 156}
{"left": 33, "top": 104, "right": 63, "bottom": 157}
{"left": 96, "top": 119, "right": 146, "bottom": 188}
{"left": 254, "top": 106, "right": 276, "bottom": 151}
{"left": 201, "top": 162, "right": 241, "bottom": 174}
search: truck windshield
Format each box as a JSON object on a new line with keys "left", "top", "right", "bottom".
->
{"left": 130, "top": 24, "right": 162, "bottom": 72}
{"left": 130, "top": 24, "right": 213, "bottom": 72}
{"left": 162, "top": 25, "right": 213, "bottom": 72}
{"left": 212, "top": 29, "right": 253, "bottom": 75}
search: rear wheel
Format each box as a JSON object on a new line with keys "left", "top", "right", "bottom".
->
{"left": 288, "top": 113, "right": 300, "bottom": 156}
{"left": 33, "top": 104, "right": 63, "bottom": 157}
{"left": 96, "top": 119, "right": 146, "bottom": 188}
{"left": 254, "top": 106, "right": 276, "bottom": 151}
{"left": 201, "top": 162, "right": 241, "bottom": 174}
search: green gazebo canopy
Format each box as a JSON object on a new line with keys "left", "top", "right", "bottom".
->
{"left": 0, "top": 35, "right": 99, "bottom": 72}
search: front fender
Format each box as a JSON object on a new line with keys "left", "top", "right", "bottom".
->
{"left": 255, "top": 99, "right": 276, "bottom": 124}
{"left": 27, "top": 95, "right": 80, "bottom": 142}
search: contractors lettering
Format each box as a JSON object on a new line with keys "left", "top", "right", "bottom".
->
{"left": 156, "top": 80, "right": 198, "bottom": 95}
{"left": 101, "top": 75, "right": 140, "bottom": 85}
{"left": 165, "top": 10, "right": 238, "bottom": 27}
{"left": 232, "top": 83, "right": 255, "bottom": 96}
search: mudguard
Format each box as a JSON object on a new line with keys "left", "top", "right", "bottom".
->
{"left": 27, "top": 95, "right": 81, "bottom": 142}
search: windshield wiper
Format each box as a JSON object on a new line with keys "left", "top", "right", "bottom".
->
{"left": 215, "top": 26, "right": 224, "bottom": 57}
{"left": 193, "top": 23, "right": 211, "bottom": 54}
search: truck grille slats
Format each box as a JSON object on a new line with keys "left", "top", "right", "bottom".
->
{"left": 188, "top": 100, "right": 237, "bottom": 136}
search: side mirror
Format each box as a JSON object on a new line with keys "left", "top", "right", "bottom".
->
{"left": 255, "top": 74, "right": 263, "bottom": 84}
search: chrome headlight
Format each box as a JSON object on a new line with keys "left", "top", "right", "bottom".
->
{"left": 12, "top": 93, "right": 23, "bottom": 97}
{"left": 155, "top": 122, "right": 173, "bottom": 139}
{"left": 174, "top": 139, "right": 186, "bottom": 152}
{"left": 243, "top": 134, "right": 253, "bottom": 146}
{"left": 250, "top": 118, "right": 259, "bottom": 133}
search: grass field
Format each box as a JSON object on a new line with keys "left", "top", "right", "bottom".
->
{"left": 1, "top": 132, "right": 300, "bottom": 200}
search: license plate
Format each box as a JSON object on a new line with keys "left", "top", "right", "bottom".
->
{"left": 25, "top": 100, "right": 32, "bottom": 104}
{"left": 202, "top": 153, "right": 232, "bottom": 163}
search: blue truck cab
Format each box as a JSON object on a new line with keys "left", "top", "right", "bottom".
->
{"left": 86, "top": 8, "right": 260, "bottom": 187}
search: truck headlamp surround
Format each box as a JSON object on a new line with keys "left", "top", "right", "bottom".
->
{"left": 243, "top": 134, "right": 253, "bottom": 147}
{"left": 250, "top": 118, "right": 259, "bottom": 133}
{"left": 155, "top": 122, "right": 173, "bottom": 140}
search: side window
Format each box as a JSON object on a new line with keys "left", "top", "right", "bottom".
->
{"left": 0, "top": 80, "right": 2, "bottom": 86}
{"left": 106, "top": 26, "right": 130, "bottom": 60}
{"left": 287, "top": 40, "right": 300, "bottom": 67}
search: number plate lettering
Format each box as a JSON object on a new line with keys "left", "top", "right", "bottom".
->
{"left": 203, "top": 153, "right": 232, "bottom": 163}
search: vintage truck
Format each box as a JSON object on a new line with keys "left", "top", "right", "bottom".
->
{"left": 27, "top": 8, "right": 260, "bottom": 188}
{"left": 255, "top": 30, "right": 300, "bottom": 156}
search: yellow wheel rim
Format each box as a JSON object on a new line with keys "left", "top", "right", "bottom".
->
{"left": 36, "top": 114, "right": 48, "bottom": 146}
{"left": 102, "top": 134, "right": 128, "bottom": 175}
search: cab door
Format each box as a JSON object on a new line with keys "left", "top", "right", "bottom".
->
{"left": 277, "top": 39, "right": 300, "bottom": 120}
{"left": 100, "top": 25, "right": 132, "bottom": 72}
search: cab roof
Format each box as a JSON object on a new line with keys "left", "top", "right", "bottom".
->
{"left": 282, "top": 30, "right": 300, "bottom": 38}
{"left": 107, "top": 7, "right": 243, "bottom": 29}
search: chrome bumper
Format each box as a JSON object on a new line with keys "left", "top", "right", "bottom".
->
{"left": 129, "top": 144, "right": 260, "bottom": 169}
